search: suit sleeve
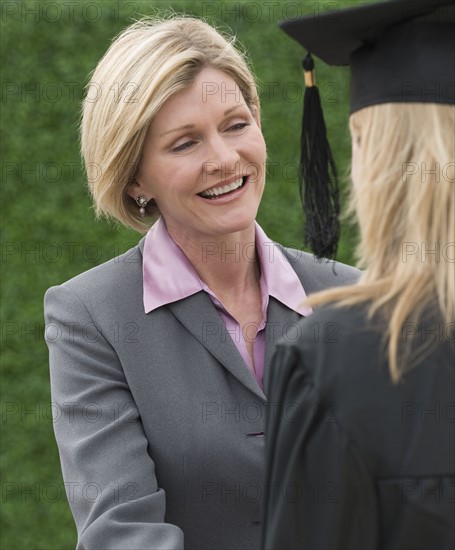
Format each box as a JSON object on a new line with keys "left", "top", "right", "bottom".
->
{"left": 44, "top": 285, "right": 184, "bottom": 550}
{"left": 262, "top": 344, "right": 379, "bottom": 550}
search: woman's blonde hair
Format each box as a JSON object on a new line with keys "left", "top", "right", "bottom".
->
{"left": 80, "top": 15, "right": 259, "bottom": 232}
{"left": 309, "top": 103, "right": 455, "bottom": 381}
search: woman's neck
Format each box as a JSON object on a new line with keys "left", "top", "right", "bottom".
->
{"left": 167, "top": 223, "right": 261, "bottom": 298}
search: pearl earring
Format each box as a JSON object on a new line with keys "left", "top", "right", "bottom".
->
{"left": 135, "top": 195, "right": 148, "bottom": 218}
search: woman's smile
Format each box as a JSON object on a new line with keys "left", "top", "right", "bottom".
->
{"left": 197, "top": 176, "right": 249, "bottom": 201}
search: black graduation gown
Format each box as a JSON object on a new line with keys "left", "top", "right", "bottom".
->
{"left": 262, "top": 304, "right": 455, "bottom": 550}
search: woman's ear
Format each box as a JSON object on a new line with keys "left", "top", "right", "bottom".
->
{"left": 126, "top": 179, "right": 152, "bottom": 202}
{"left": 126, "top": 181, "right": 140, "bottom": 200}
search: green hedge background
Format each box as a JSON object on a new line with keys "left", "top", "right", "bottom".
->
{"left": 1, "top": 0, "right": 366, "bottom": 547}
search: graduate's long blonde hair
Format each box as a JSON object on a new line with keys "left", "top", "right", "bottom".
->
{"left": 309, "top": 103, "right": 455, "bottom": 381}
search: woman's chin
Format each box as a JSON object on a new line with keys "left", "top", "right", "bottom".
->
{"left": 211, "top": 211, "right": 258, "bottom": 237}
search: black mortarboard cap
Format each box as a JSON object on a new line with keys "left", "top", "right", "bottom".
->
{"left": 279, "top": 0, "right": 455, "bottom": 259}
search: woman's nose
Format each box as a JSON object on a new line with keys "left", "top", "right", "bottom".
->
{"left": 203, "top": 134, "right": 241, "bottom": 177}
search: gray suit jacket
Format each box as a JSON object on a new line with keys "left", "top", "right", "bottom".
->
{"left": 44, "top": 237, "right": 359, "bottom": 550}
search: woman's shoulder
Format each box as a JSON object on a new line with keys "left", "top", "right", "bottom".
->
{"left": 276, "top": 302, "right": 454, "bottom": 401}
{"left": 281, "top": 302, "right": 380, "bottom": 374}
{"left": 44, "top": 237, "right": 145, "bottom": 310}
{"left": 300, "top": 302, "right": 372, "bottom": 341}
{"left": 271, "top": 302, "right": 455, "bottom": 478}
{"left": 276, "top": 244, "right": 361, "bottom": 293}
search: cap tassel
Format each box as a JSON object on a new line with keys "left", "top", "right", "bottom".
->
{"left": 300, "top": 52, "right": 340, "bottom": 260}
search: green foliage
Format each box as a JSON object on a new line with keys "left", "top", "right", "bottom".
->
{"left": 1, "top": 1, "right": 363, "bottom": 547}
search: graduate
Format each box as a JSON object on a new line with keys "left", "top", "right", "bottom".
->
{"left": 262, "top": 0, "right": 455, "bottom": 548}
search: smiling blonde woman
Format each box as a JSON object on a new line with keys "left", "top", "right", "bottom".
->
{"left": 44, "top": 16, "right": 359, "bottom": 550}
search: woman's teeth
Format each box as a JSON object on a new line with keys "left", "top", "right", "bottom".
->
{"left": 199, "top": 177, "right": 245, "bottom": 198}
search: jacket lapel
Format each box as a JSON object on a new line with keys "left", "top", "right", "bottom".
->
{"left": 138, "top": 237, "right": 306, "bottom": 401}
{"left": 167, "top": 292, "right": 266, "bottom": 400}
{"left": 138, "top": 237, "right": 264, "bottom": 399}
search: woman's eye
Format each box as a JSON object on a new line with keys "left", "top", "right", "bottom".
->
{"left": 171, "top": 140, "right": 196, "bottom": 153}
{"left": 228, "top": 122, "right": 250, "bottom": 132}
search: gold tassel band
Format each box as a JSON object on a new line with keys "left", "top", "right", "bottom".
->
{"left": 304, "top": 70, "right": 315, "bottom": 88}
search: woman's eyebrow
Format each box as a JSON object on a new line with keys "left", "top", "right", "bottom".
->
{"left": 159, "top": 105, "right": 245, "bottom": 138}
{"left": 159, "top": 124, "right": 194, "bottom": 138}
{"left": 224, "top": 104, "right": 242, "bottom": 116}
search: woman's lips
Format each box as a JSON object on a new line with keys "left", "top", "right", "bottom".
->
{"left": 198, "top": 176, "right": 249, "bottom": 201}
